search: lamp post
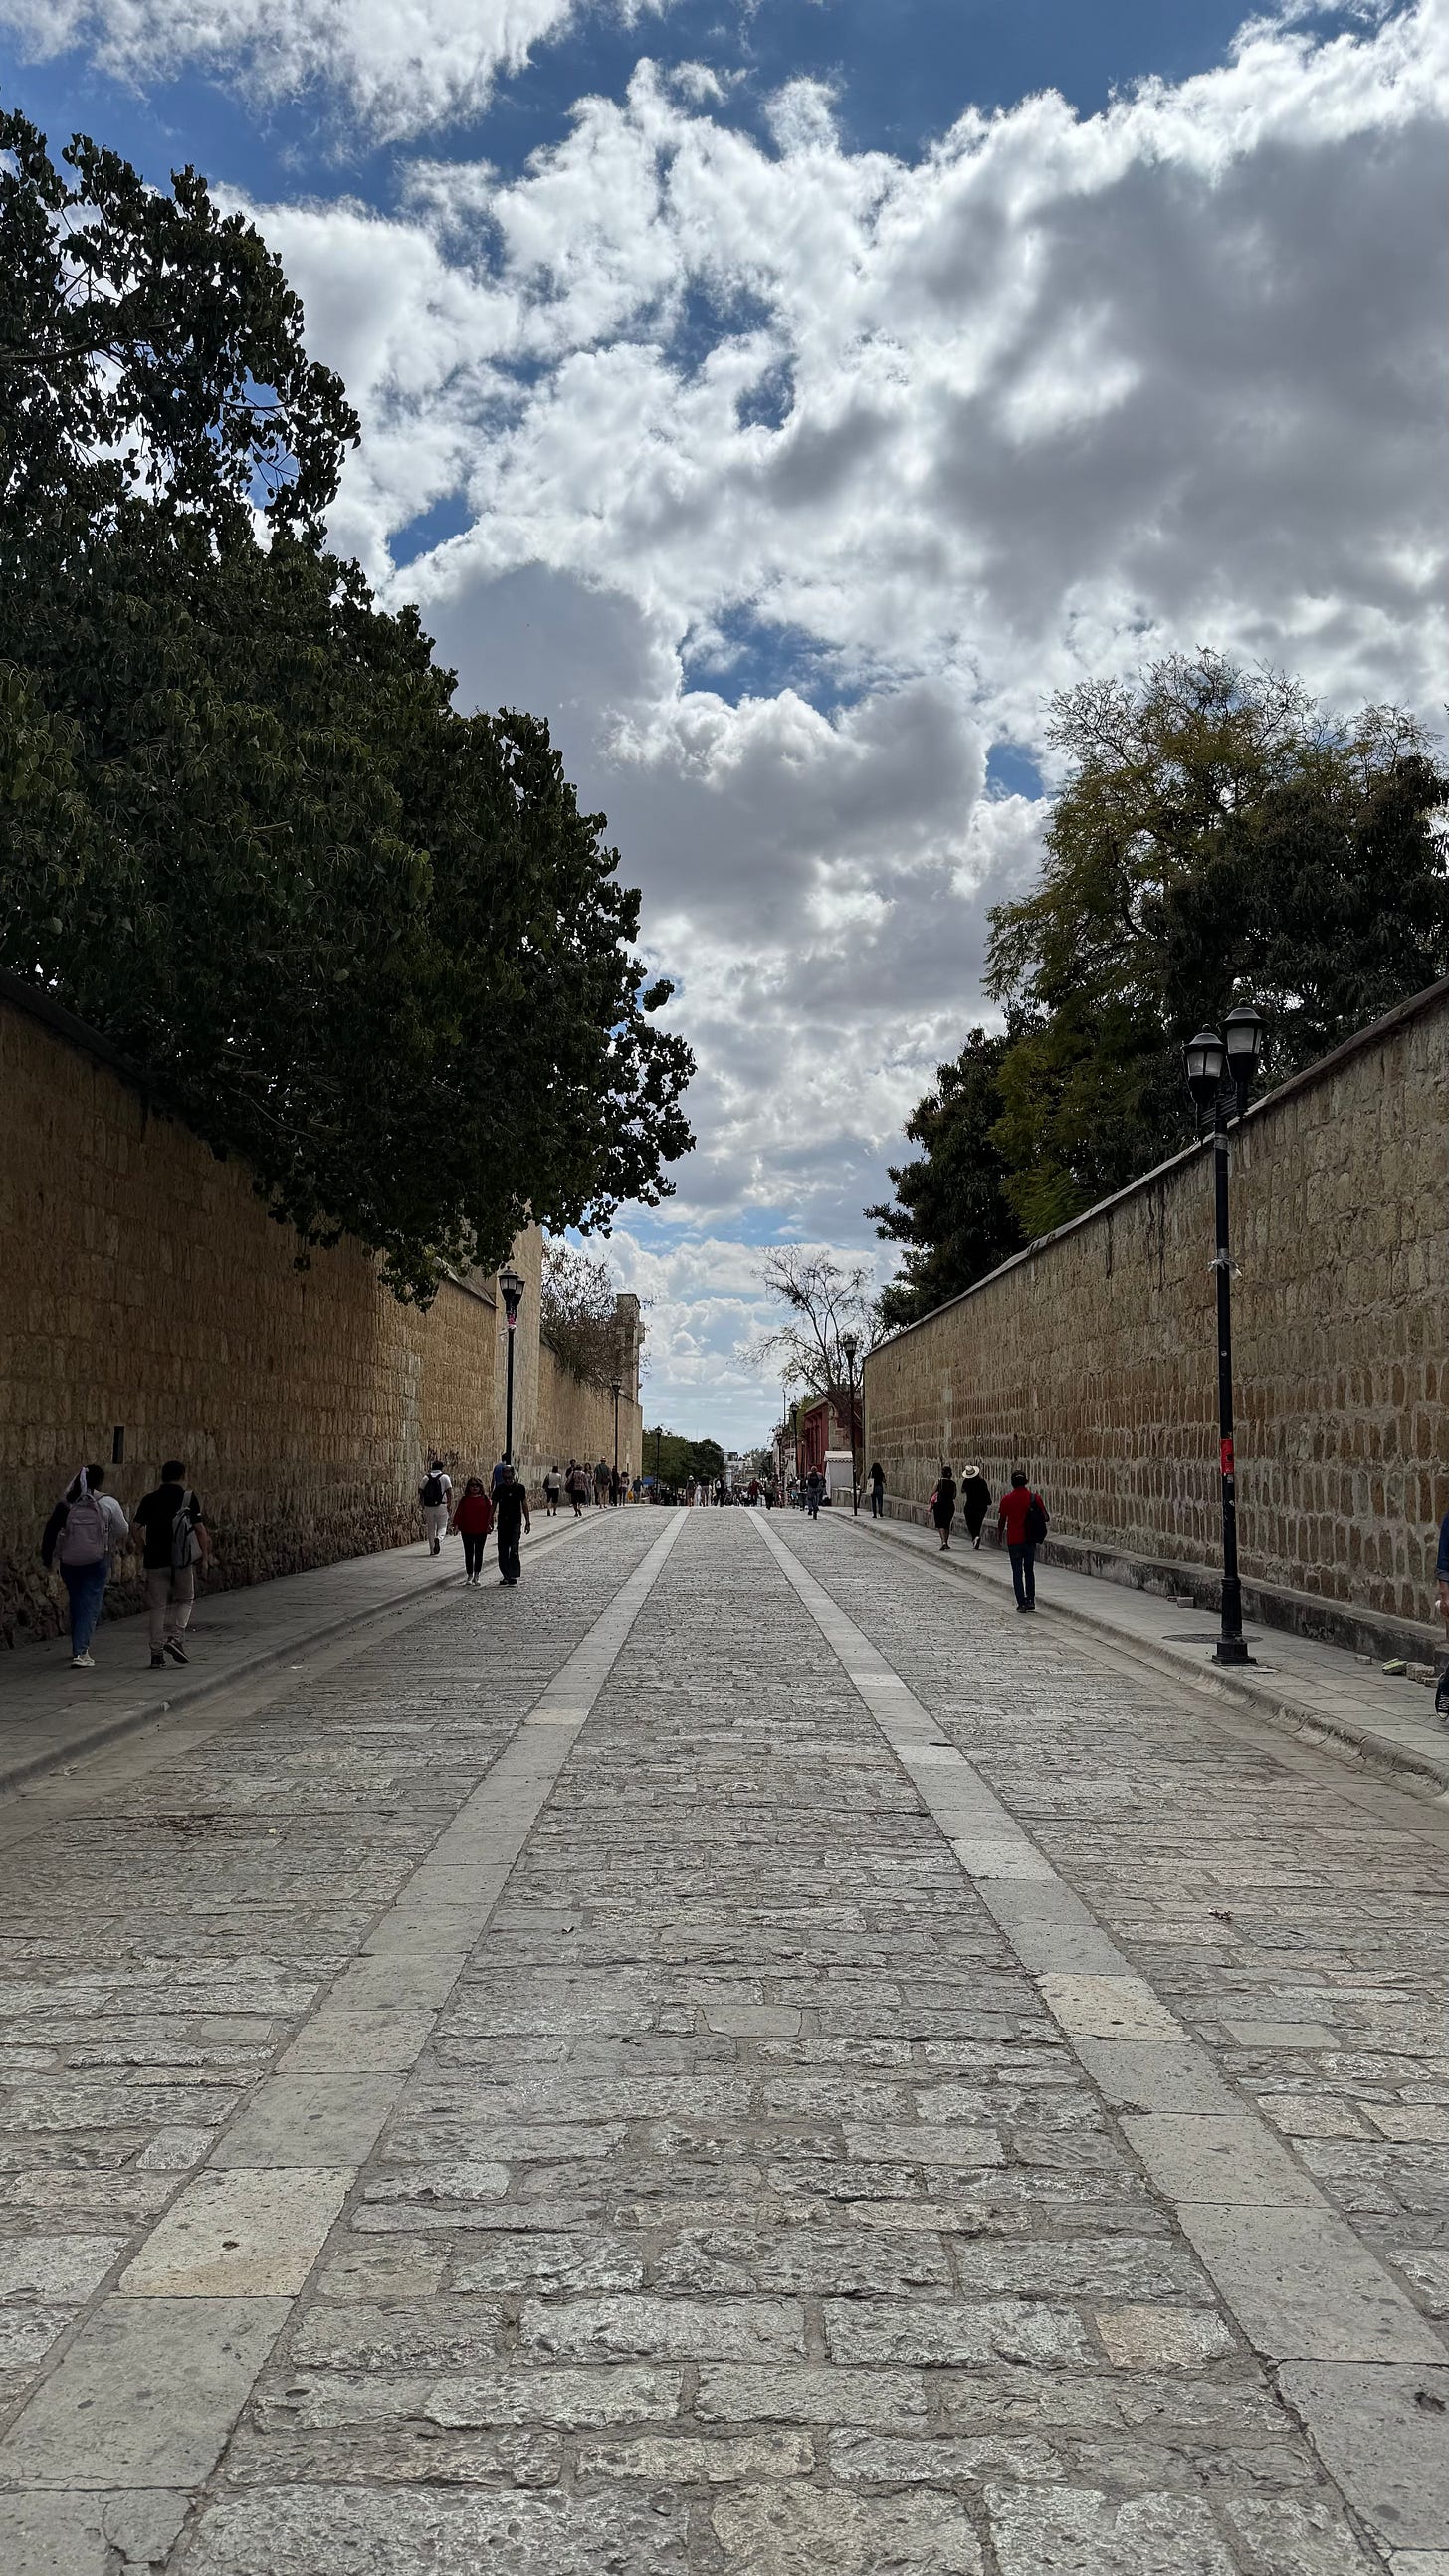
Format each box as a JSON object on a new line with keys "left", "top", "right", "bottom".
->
{"left": 498, "top": 1264, "right": 524, "bottom": 1467}
{"left": 842, "top": 1331, "right": 860, "bottom": 1516}
{"left": 1184, "top": 1004, "right": 1263, "bottom": 1666}
{"left": 610, "top": 1376, "right": 622, "bottom": 1502}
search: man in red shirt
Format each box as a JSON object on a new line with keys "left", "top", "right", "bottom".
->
{"left": 997, "top": 1469, "right": 1048, "bottom": 1613}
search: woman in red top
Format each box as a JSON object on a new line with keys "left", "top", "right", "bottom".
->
{"left": 996, "top": 1469, "right": 1047, "bottom": 1612}
{"left": 451, "top": 1478, "right": 495, "bottom": 1585}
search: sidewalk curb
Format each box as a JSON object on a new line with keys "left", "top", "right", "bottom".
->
{"left": 0, "top": 1512, "right": 601, "bottom": 1799}
{"left": 848, "top": 1515, "right": 1449, "bottom": 1805}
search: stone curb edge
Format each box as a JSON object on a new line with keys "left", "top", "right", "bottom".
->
{"left": 0, "top": 1511, "right": 605, "bottom": 1800}
{"left": 849, "top": 1515, "right": 1449, "bottom": 1805}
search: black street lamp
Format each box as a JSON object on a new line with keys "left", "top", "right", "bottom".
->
{"left": 842, "top": 1331, "right": 860, "bottom": 1516}
{"left": 499, "top": 1264, "right": 524, "bottom": 1466}
{"left": 1184, "top": 1003, "right": 1264, "bottom": 1666}
{"left": 610, "top": 1376, "right": 622, "bottom": 1500}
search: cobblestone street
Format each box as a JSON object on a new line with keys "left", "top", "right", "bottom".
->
{"left": 0, "top": 1506, "right": 1446, "bottom": 2575}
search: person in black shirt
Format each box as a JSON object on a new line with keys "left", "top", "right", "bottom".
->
{"left": 131, "top": 1460, "right": 209, "bottom": 1668}
{"left": 493, "top": 1465, "right": 531, "bottom": 1586}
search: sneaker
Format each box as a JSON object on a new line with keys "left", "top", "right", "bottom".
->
{"left": 165, "top": 1638, "right": 189, "bottom": 1664}
{"left": 1016, "top": 1602, "right": 1028, "bottom": 1614}
{"left": 150, "top": 1651, "right": 166, "bottom": 1667}
{"left": 70, "top": 1652, "right": 95, "bottom": 1669}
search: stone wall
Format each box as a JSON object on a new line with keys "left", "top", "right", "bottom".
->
{"left": 863, "top": 981, "right": 1449, "bottom": 1639}
{"left": 0, "top": 977, "right": 641, "bottom": 1646}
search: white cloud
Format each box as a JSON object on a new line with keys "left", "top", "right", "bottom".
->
{"left": 0, "top": 0, "right": 673, "bottom": 138}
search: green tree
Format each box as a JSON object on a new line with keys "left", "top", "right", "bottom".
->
{"left": 985, "top": 652, "right": 1448, "bottom": 1238}
{"left": 868, "top": 1028, "right": 1023, "bottom": 1328}
{"left": 0, "top": 108, "right": 693, "bottom": 1299}
{"left": 642, "top": 1428, "right": 724, "bottom": 1489}
{"left": 540, "top": 1241, "right": 623, "bottom": 1386}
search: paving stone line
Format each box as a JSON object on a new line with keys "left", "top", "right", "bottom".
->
{"left": 0, "top": 1512, "right": 688, "bottom": 2564}
{"left": 756, "top": 1509, "right": 1449, "bottom": 2558}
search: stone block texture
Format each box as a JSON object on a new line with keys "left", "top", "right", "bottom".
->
{"left": 0, "top": 985, "right": 642, "bottom": 1644}
{"left": 863, "top": 983, "right": 1449, "bottom": 1629}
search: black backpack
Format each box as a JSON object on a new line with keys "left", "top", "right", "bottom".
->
{"left": 1025, "top": 1494, "right": 1049, "bottom": 1545}
{"left": 420, "top": 1472, "right": 444, "bottom": 1508}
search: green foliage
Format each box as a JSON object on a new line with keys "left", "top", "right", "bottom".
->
{"left": 868, "top": 1028, "right": 1023, "bottom": 1329}
{"left": 986, "top": 652, "right": 1448, "bottom": 1235}
{"left": 0, "top": 108, "right": 694, "bottom": 1301}
{"left": 872, "top": 651, "right": 1448, "bottom": 1319}
{"left": 643, "top": 1428, "right": 724, "bottom": 1489}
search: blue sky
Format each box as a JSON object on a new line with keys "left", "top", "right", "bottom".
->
{"left": 4, "top": 0, "right": 1442, "bottom": 1444}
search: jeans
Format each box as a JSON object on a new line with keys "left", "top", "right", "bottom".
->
{"left": 462, "top": 1532, "right": 488, "bottom": 1577}
{"left": 1008, "top": 1541, "right": 1036, "bottom": 1607}
{"left": 870, "top": 1489, "right": 884, "bottom": 1518}
{"left": 498, "top": 1527, "right": 521, "bottom": 1583}
{"left": 145, "top": 1564, "right": 196, "bottom": 1650}
{"left": 61, "top": 1558, "right": 108, "bottom": 1656}
{"left": 422, "top": 1505, "right": 449, "bottom": 1551}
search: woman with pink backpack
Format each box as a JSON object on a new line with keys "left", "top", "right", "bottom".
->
{"left": 41, "top": 1465, "right": 130, "bottom": 1669}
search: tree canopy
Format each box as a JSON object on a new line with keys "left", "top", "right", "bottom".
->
{"left": 872, "top": 651, "right": 1447, "bottom": 1312}
{"left": 539, "top": 1240, "right": 626, "bottom": 1386}
{"left": 743, "top": 1247, "right": 882, "bottom": 1417}
{"left": 0, "top": 108, "right": 694, "bottom": 1301}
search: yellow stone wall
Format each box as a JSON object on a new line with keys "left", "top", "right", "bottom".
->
{"left": 863, "top": 984, "right": 1449, "bottom": 1629}
{"left": 0, "top": 984, "right": 639, "bottom": 1644}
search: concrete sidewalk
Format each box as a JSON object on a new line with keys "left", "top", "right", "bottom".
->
{"left": 0, "top": 1510, "right": 603, "bottom": 1796}
{"left": 843, "top": 1506, "right": 1449, "bottom": 1799}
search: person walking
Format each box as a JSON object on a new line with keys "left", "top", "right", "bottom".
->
{"left": 1435, "top": 1501, "right": 1449, "bottom": 1720}
{"left": 451, "top": 1477, "right": 495, "bottom": 1583}
{"left": 997, "top": 1467, "right": 1049, "bottom": 1611}
{"left": 419, "top": 1460, "right": 453, "bottom": 1554}
{"left": 42, "top": 1465, "right": 129, "bottom": 1669}
{"left": 494, "top": 1463, "right": 531, "bottom": 1587}
{"left": 131, "top": 1461, "right": 210, "bottom": 1667}
{"left": 542, "top": 1465, "right": 562, "bottom": 1519}
{"left": 805, "top": 1466, "right": 825, "bottom": 1521}
{"left": 960, "top": 1463, "right": 992, "bottom": 1550}
{"left": 594, "top": 1457, "right": 609, "bottom": 1506}
{"left": 566, "top": 1460, "right": 587, "bottom": 1517}
{"left": 866, "top": 1460, "right": 886, "bottom": 1520}
{"left": 930, "top": 1464, "right": 957, "bottom": 1552}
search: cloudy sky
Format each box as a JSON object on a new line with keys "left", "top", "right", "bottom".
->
{"left": 7, "top": 0, "right": 1444, "bottom": 1444}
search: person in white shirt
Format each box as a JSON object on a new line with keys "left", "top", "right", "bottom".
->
{"left": 41, "top": 1464, "right": 129, "bottom": 1669}
{"left": 419, "top": 1461, "right": 454, "bottom": 1553}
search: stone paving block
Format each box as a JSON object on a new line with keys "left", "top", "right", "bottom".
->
{"left": 327, "top": 1952, "right": 467, "bottom": 2012}
{"left": 985, "top": 2481, "right": 1238, "bottom": 2574}
{"left": 519, "top": 2293, "right": 808, "bottom": 2362}
{"left": 209, "top": 2074, "right": 398, "bottom": 2169}
{"left": 277, "top": 2008, "right": 436, "bottom": 2073}
{"left": 576, "top": 2429, "right": 816, "bottom": 2482}
{"left": 118, "top": 2167, "right": 351, "bottom": 2297}
{"left": 823, "top": 2295, "right": 1097, "bottom": 2366}
{"left": 976, "top": 1879, "right": 1100, "bottom": 1932}
{"left": 1222, "top": 2021, "right": 1339, "bottom": 2049}
{"left": 1121, "top": 2113, "right": 1325, "bottom": 2207}
{"left": 712, "top": 2481, "right": 982, "bottom": 2574}
{"left": 1179, "top": 2204, "right": 1446, "bottom": 2362}
{"left": 1071, "top": 2040, "right": 1242, "bottom": 2116}
{"left": 290, "top": 2297, "right": 508, "bottom": 2369}
{"left": 1219, "top": 2494, "right": 1386, "bottom": 2575}
{"left": 425, "top": 2363, "right": 685, "bottom": 2426}
{"left": 1092, "top": 2304, "right": 1236, "bottom": 2366}
{"left": 828, "top": 2428, "right": 1064, "bottom": 2485}
{"left": 0, "top": 2235, "right": 126, "bottom": 2301}
{"left": 705, "top": 2006, "right": 802, "bottom": 2036}
{"left": 1037, "top": 1975, "right": 1182, "bottom": 2040}
{"left": 0, "top": 2487, "right": 190, "bottom": 2576}
{"left": 1275, "top": 2362, "right": 1449, "bottom": 2554}
{"left": 0, "top": 2295, "right": 288, "bottom": 2487}
{"left": 951, "top": 1836, "right": 1060, "bottom": 1881}
{"left": 181, "top": 2484, "right": 692, "bottom": 2574}
{"left": 693, "top": 2362, "right": 928, "bottom": 2425}
{"left": 994, "top": 1921, "right": 1133, "bottom": 1976}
